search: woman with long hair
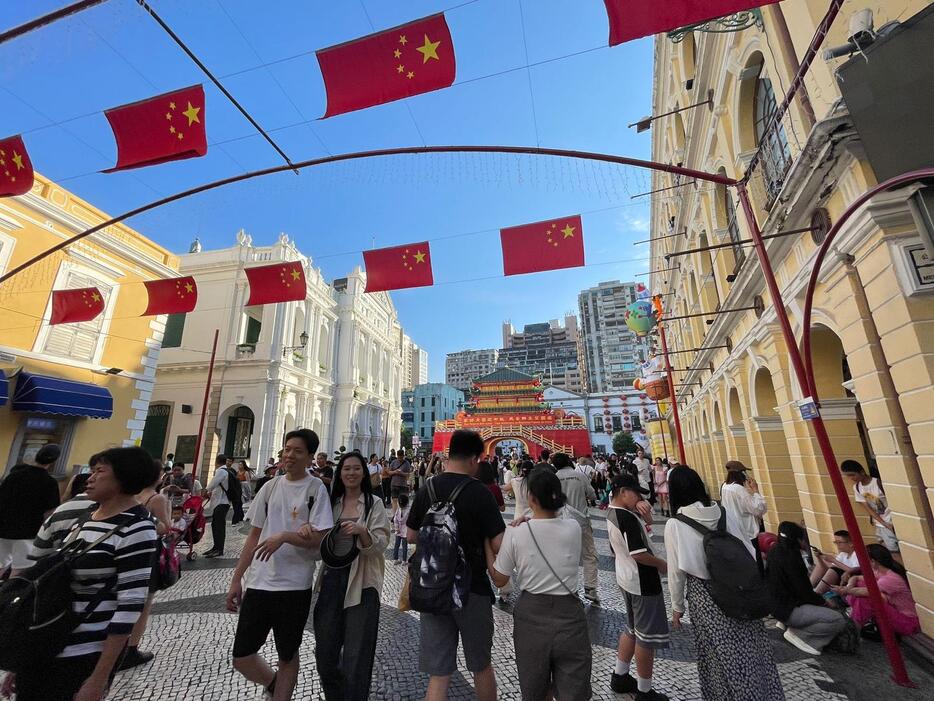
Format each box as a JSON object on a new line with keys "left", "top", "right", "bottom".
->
{"left": 487, "top": 468, "right": 591, "bottom": 701}
{"left": 652, "top": 458, "right": 669, "bottom": 517}
{"left": 834, "top": 543, "right": 920, "bottom": 636}
{"left": 767, "top": 522, "right": 846, "bottom": 655}
{"left": 502, "top": 459, "right": 535, "bottom": 520}
{"left": 304, "top": 451, "right": 390, "bottom": 700}
{"left": 664, "top": 466, "right": 784, "bottom": 700}
{"left": 118, "top": 465, "right": 173, "bottom": 670}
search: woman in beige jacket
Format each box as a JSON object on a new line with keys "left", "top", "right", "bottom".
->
{"left": 303, "top": 451, "right": 390, "bottom": 701}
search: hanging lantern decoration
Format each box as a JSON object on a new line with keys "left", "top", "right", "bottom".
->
{"left": 624, "top": 299, "right": 657, "bottom": 337}
{"left": 622, "top": 409, "right": 629, "bottom": 415}
{"left": 603, "top": 409, "right": 611, "bottom": 415}
{"left": 644, "top": 378, "right": 670, "bottom": 401}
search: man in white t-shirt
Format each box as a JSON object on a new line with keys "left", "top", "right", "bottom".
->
{"left": 810, "top": 529, "right": 861, "bottom": 594}
{"left": 841, "top": 460, "right": 899, "bottom": 555}
{"left": 632, "top": 448, "right": 652, "bottom": 493}
{"left": 227, "top": 429, "right": 333, "bottom": 701}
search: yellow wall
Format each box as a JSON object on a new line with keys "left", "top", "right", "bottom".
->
{"left": 0, "top": 174, "right": 178, "bottom": 476}
{"left": 649, "top": 1, "right": 934, "bottom": 635}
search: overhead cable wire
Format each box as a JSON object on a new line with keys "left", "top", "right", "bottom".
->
{"left": 134, "top": 0, "right": 299, "bottom": 173}
{"left": 214, "top": 0, "right": 331, "bottom": 157}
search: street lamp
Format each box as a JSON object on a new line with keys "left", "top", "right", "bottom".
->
{"left": 282, "top": 331, "right": 309, "bottom": 358}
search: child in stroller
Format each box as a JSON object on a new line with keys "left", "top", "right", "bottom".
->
{"left": 171, "top": 495, "right": 206, "bottom": 561}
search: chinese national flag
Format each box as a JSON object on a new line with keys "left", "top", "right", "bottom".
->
{"left": 317, "top": 14, "right": 456, "bottom": 118}
{"left": 604, "top": 0, "right": 779, "bottom": 45}
{"left": 103, "top": 85, "right": 207, "bottom": 171}
{"left": 500, "top": 215, "right": 585, "bottom": 277}
{"left": 50, "top": 287, "right": 105, "bottom": 325}
{"left": 244, "top": 261, "right": 306, "bottom": 306}
{"left": 363, "top": 242, "right": 433, "bottom": 293}
{"left": 0, "top": 135, "right": 35, "bottom": 197}
{"left": 142, "top": 276, "right": 198, "bottom": 316}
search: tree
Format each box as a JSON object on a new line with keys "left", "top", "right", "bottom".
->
{"left": 400, "top": 426, "right": 413, "bottom": 451}
{"left": 612, "top": 431, "right": 638, "bottom": 455}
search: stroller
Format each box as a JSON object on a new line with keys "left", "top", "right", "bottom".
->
{"left": 172, "top": 494, "right": 207, "bottom": 561}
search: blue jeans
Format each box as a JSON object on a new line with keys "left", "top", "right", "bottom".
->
{"left": 393, "top": 535, "right": 408, "bottom": 561}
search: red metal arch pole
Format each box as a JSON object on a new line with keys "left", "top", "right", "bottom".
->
{"left": 657, "top": 321, "right": 686, "bottom": 464}
{"left": 735, "top": 179, "right": 915, "bottom": 687}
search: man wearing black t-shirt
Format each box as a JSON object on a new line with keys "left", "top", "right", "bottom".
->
{"left": 407, "top": 430, "right": 505, "bottom": 701}
{"left": 0, "top": 444, "right": 61, "bottom": 575}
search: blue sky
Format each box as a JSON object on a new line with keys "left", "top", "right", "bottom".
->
{"left": 1, "top": 0, "right": 654, "bottom": 382}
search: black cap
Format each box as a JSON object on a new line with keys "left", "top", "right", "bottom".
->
{"left": 319, "top": 526, "right": 360, "bottom": 569}
{"left": 611, "top": 474, "right": 649, "bottom": 495}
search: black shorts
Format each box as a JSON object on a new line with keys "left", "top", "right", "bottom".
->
{"left": 232, "top": 588, "right": 312, "bottom": 662}
{"left": 391, "top": 485, "right": 408, "bottom": 499}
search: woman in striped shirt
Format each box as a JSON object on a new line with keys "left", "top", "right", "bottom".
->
{"left": 15, "top": 447, "right": 158, "bottom": 701}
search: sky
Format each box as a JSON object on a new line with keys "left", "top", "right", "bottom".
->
{"left": 0, "top": 0, "right": 655, "bottom": 382}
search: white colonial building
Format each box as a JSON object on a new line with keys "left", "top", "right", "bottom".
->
{"left": 543, "top": 386, "right": 656, "bottom": 455}
{"left": 145, "top": 232, "right": 404, "bottom": 477}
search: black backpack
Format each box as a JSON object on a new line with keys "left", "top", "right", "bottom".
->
{"left": 408, "top": 477, "right": 472, "bottom": 614}
{"left": 0, "top": 515, "right": 126, "bottom": 672}
{"left": 221, "top": 467, "right": 243, "bottom": 503}
{"left": 675, "top": 508, "right": 772, "bottom": 620}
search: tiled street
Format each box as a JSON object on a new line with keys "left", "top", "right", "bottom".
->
{"left": 109, "top": 505, "right": 934, "bottom": 700}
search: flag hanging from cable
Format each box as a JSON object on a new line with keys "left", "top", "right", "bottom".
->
{"left": 244, "top": 261, "right": 306, "bottom": 306}
{"left": 603, "top": 0, "right": 780, "bottom": 45}
{"left": 103, "top": 85, "right": 207, "bottom": 171}
{"left": 142, "top": 276, "right": 198, "bottom": 316}
{"left": 500, "top": 215, "right": 585, "bottom": 276}
{"left": 50, "top": 287, "right": 105, "bottom": 325}
{"left": 0, "top": 135, "right": 34, "bottom": 197}
{"left": 363, "top": 242, "right": 434, "bottom": 293}
{"left": 317, "top": 13, "right": 456, "bottom": 118}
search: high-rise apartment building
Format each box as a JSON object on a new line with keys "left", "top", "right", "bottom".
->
{"left": 578, "top": 280, "right": 651, "bottom": 393}
{"left": 445, "top": 348, "right": 499, "bottom": 391}
{"left": 497, "top": 316, "right": 584, "bottom": 393}
{"left": 401, "top": 335, "right": 429, "bottom": 390}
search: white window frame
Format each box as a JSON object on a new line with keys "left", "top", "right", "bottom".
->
{"left": 33, "top": 260, "right": 119, "bottom": 366}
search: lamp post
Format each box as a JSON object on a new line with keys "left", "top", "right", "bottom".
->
{"left": 281, "top": 330, "right": 309, "bottom": 359}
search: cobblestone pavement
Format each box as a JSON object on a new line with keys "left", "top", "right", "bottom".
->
{"left": 109, "top": 502, "right": 934, "bottom": 700}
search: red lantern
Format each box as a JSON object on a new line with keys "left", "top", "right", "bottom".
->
{"left": 603, "top": 409, "right": 611, "bottom": 415}
{"left": 622, "top": 409, "right": 629, "bottom": 415}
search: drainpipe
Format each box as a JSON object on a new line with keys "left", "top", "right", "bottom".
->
{"left": 844, "top": 258, "right": 934, "bottom": 527}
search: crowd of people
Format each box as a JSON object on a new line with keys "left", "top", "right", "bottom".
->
{"left": 0, "top": 428, "right": 923, "bottom": 701}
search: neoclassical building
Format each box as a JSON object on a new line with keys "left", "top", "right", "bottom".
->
{"left": 147, "top": 232, "right": 404, "bottom": 474}
{"left": 647, "top": 1, "right": 934, "bottom": 636}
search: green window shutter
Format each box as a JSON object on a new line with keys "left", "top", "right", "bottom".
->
{"left": 245, "top": 316, "right": 262, "bottom": 344}
{"left": 163, "top": 313, "right": 186, "bottom": 348}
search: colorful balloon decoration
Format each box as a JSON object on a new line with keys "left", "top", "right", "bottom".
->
{"left": 624, "top": 299, "right": 656, "bottom": 337}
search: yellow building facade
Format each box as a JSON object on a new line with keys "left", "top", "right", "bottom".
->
{"left": 648, "top": 1, "right": 934, "bottom": 636}
{"left": 0, "top": 174, "right": 178, "bottom": 479}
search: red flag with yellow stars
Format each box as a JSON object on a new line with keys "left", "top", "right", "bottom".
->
{"left": 103, "top": 85, "right": 207, "bottom": 172}
{"left": 363, "top": 242, "right": 433, "bottom": 293}
{"left": 50, "top": 287, "right": 105, "bottom": 325}
{"left": 604, "top": 0, "right": 779, "bottom": 45}
{"left": 142, "top": 276, "right": 198, "bottom": 316}
{"left": 317, "top": 14, "right": 455, "bottom": 118}
{"left": 500, "top": 215, "right": 585, "bottom": 276}
{"left": 0, "top": 135, "right": 35, "bottom": 197}
{"left": 244, "top": 261, "right": 306, "bottom": 306}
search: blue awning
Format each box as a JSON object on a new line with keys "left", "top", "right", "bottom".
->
{"left": 0, "top": 370, "right": 8, "bottom": 407}
{"left": 12, "top": 371, "right": 113, "bottom": 419}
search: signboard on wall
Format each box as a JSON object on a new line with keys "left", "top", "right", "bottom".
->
{"left": 174, "top": 435, "right": 196, "bottom": 464}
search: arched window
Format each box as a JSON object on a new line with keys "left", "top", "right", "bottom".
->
{"left": 723, "top": 184, "right": 745, "bottom": 269}
{"left": 754, "top": 71, "right": 791, "bottom": 206}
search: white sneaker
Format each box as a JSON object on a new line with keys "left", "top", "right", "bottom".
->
{"left": 776, "top": 621, "right": 786, "bottom": 631}
{"left": 783, "top": 629, "right": 820, "bottom": 655}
